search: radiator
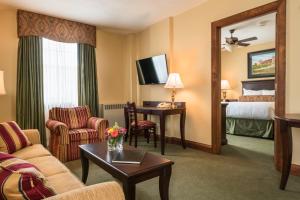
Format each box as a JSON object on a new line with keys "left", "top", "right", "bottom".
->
{"left": 99, "top": 103, "right": 126, "bottom": 127}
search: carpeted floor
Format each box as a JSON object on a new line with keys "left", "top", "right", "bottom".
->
{"left": 65, "top": 135, "right": 300, "bottom": 200}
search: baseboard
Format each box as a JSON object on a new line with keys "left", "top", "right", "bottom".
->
{"left": 164, "top": 136, "right": 212, "bottom": 153}
{"left": 275, "top": 159, "right": 300, "bottom": 177}
{"left": 291, "top": 164, "right": 300, "bottom": 176}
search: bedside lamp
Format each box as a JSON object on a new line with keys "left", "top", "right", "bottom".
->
{"left": 221, "top": 80, "right": 231, "bottom": 102}
{"left": 0, "top": 71, "right": 6, "bottom": 95}
{"left": 164, "top": 73, "right": 184, "bottom": 109}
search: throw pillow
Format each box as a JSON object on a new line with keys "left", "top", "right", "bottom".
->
{"left": 0, "top": 121, "right": 31, "bottom": 153}
{"left": 0, "top": 152, "right": 55, "bottom": 200}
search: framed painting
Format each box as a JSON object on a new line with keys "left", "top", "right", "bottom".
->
{"left": 248, "top": 48, "right": 276, "bottom": 78}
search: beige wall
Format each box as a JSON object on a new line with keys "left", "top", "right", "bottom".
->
{"left": 96, "top": 30, "right": 130, "bottom": 104}
{"left": 127, "top": 0, "right": 300, "bottom": 165}
{"left": 221, "top": 42, "right": 275, "bottom": 99}
{"left": 134, "top": 18, "right": 177, "bottom": 137}
{"left": 0, "top": 9, "right": 18, "bottom": 122}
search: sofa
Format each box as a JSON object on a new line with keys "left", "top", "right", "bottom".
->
{"left": 13, "top": 129, "right": 124, "bottom": 200}
{"left": 46, "top": 106, "right": 109, "bottom": 162}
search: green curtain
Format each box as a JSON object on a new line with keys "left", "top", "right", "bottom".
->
{"left": 16, "top": 36, "right": 46, "bottom": 146}
{"left": 78, "top": 43, "right": 99, "bottom": 117}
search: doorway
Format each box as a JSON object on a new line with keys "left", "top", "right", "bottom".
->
{"left": 211, "top": 0, "right": 286, "bottom": 170}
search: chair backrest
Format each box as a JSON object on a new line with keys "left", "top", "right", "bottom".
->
{"left": 49, "top": 105, "right": 91, "bottom": 129}
{"left": 126, "top": 102, "right": 138, "bottom": 128}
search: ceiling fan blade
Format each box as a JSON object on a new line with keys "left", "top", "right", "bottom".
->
{"left": 238, "top": 37, "right": 258, "bottom": 43}
{"left": 238, "top": 42, "right": 250, "bottom": 47}
{"left": 225, "top": 37, "right": 232, "bottom": 43}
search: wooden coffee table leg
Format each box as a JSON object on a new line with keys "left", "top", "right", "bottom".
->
{"left": 80, "top": 149, "right": 89, "bottom": 183}
{"left": 123, "top": 180, "right": 136, "bottom": 200}
{"left": 159, "top": 165, "right": 172, "bottom": 200}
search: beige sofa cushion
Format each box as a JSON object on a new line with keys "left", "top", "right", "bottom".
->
{"left": 26, "top": 156, "right": 69, "bottom": 177}
{"left": 47, "top": 172, "right": 84, "bottom": 194}
{"left": 45, "top": 182, "right": 125, "bottom": 200}
{"left": 12, "top": 144, "right": 51, "bottom": 159}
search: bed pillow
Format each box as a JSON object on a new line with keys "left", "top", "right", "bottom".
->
{"left": 239, "top": 95, "right": 275, "bottom": 102}
{"left": 0, "top": 121, "right": 31, "bottom": 153}
{"left": 243, "top": 89, "right": 263, "bottom": 96}
{"left": 0, "top": 152, "right": 55, "bottom": 200}
{"left": 262, "top": 90, "right": 275, "bottom": 95}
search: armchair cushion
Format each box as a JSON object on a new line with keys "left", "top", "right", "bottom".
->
{"left": 68, "top": 129, "right": 98, "bottom": 143}
{"left": 131, "top": 120, "right": 156, "bottom": 129}
{"left": 0, "top": 121, "right": 31, "bottom": 153}
{"left": 49, "top": 106, "right": 91, "bottom": 129}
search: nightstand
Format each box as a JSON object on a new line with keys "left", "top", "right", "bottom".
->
{"left": 221, "top": 102, "right": 228, "bottom": 145}
{"left": 224, "top": 99, "right": 238, "bottom": 102}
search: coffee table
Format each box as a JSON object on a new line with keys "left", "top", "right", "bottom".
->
{"left": 79, "top": 142, "right": 174, "bottom": 200}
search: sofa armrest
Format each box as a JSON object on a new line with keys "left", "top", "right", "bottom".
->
{"left": 87, "top": 117, "right": 109, "bottom": 140}
{"left": 45, "top": 182, "right": 125, "bottom": 200}
{"left": 46, "top": 120, "right": 68, "bottom": 135}
{"left": 23, "top": 129, "right": 41, "bottom": 144}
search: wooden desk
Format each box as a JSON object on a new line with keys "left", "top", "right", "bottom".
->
{"left": 124, "top": 101, "right": 186, "bottom": 155}
{"left": 275, "top": 114, "right": 300, "bottom": 190}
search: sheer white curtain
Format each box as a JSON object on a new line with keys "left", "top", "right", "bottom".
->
{"left": 42, "top": 38, "right": 78, "bottom": 112}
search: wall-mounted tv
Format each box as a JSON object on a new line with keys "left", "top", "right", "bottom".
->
{"left": 136, "top": 54, "right": 169, "bottom": 85}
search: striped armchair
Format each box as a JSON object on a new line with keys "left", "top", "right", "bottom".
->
{"left": 46, "top": 106, "right": 108, "bottom": 162}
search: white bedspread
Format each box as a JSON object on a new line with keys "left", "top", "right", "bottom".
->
{"left": 226, "top": 102, "right": 275, "bottom": 120}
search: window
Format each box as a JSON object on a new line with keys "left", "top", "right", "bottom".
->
{"left": 42, "top": 38, "right": 78, "bottom": 110}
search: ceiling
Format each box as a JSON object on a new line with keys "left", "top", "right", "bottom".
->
{"left": 221, "top": 13, "right": 276, "bottom": 49}
{"left": 0, "top": 0, "right": 207, "bottom": 32}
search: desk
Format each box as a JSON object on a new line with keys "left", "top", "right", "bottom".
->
{"left": 275, "top": 114, "right": 300, "bottom": 190}
{"left": 124, "top": 101, "right": 186, "bottom": 155}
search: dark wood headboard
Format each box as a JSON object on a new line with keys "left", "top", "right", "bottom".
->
{"left": 242, "top": 79, "right": 275, "bottom": 95}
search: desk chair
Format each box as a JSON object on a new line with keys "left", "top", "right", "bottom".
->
{"left": 126, "top": 102, "right": 157, "bottom": 148}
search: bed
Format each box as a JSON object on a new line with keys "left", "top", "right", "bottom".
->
{"left": 226, "top": 79, "right": 275, "bottom": 139}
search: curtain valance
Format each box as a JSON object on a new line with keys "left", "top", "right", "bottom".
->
{"left": 17, "top": 10, "right": 96, "bottom": 47}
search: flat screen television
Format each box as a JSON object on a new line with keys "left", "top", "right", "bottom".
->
{"left": 136, "top": 54, "right": 168, "bottom": 85}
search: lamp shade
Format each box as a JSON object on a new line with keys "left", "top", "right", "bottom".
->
{"left": 0, "top": 71, "right": 6, "bottom": 95}
{"left": 221, "top": 80, "right": 231, "bottom": 90}
{"left": 164, "top": 73, "right": 184, "bottom": 89}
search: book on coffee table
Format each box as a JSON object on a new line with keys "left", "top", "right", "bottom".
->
{"left": 112, "top": 149, "right": 146, "bottom": 164}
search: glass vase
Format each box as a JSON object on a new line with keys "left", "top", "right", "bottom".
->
{"left": 107, "top": 135, "right": 124, "bottom": 151}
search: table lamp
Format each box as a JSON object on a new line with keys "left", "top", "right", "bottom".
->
{"left": 221, "top": 80, "right": 231, "bottom": 102}
{"left": 164, "top": 73, "right": 184, "bottom": 109}
{"left": 0, "top": 71, "right": 6, "bottom": 95}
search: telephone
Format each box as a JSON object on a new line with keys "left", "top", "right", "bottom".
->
{"left": 157, "top": 102, "right": 171, "bottom": 108}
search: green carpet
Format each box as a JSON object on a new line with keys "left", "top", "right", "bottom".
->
{"left": 65, "top": 135, "right": 300, "bottom": 200}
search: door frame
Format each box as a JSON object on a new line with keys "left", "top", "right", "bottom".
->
{"left": 211, "top": 0, "right": 286, "bottom": 170}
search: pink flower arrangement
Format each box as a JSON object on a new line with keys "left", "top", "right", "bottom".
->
{"left": 105, "top": 122, "right": 127, "bottom": 138}
{"left": 105, "top": 122, "right": 127, "bottom": 151}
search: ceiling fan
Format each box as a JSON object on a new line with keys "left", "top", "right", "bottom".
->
{"left": 222, "top": 29, "right": 258, "bottom": 52}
